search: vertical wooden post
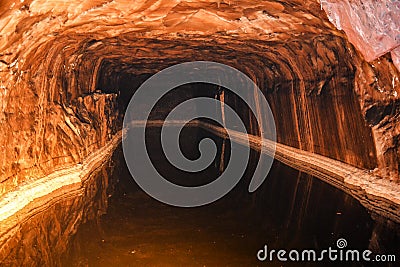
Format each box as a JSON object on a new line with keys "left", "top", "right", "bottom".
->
{"left": 219, "top": 87, "right": 226, "bottom": 174}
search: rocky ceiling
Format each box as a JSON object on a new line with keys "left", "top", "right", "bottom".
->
{"left": 0, "top": 0, "right": 344, "bottom": 87}
{"left": 0, "top": 0, "right": 399, "bottom": 193}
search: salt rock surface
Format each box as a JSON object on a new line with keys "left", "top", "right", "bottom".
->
{"left": 321, "top": 0, "right": 400, "bottom": 70}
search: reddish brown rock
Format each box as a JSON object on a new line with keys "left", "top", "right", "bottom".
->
{"left": 0, "top": 0, "right": 399, "bottom": 265}
{"left": 392, "top": 47, "right": 400, "bottom": 73}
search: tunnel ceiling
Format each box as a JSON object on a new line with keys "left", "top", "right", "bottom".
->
{"left": 0, "top": 0, "right": 348, "bottom": 87}
{"left": 0, "top": 0, "right": 398, "bottom": 98}
{"left": 0, "top": 0, "right": 399, "bottom": 192}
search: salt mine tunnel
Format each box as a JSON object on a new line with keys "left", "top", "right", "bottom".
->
{"left": 0, "top": 0, "right": 400, "bottom": 266}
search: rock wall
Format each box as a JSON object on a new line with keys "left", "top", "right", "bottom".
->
{"left": 0, "top": 145, "right": 121, "bottom": 266}
{"left": 320, "top": 0, "right": 400, "bottom": 180}
{"left": 0, "top": 0, "right": 399, "bottom": 263}
{"left": 354, "top": 56, "right": 400, "bottom": 179}
{"left": 0, "top": 0, "right": 398, "bottom": 185}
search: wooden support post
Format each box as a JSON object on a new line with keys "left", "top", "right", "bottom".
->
{"left": 219, "top": 87, "right": 226, "bottom": 174}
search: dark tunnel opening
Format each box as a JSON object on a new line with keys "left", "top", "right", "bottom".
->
{"left": 62, "top": 65, "right": 400, "bottom": 266}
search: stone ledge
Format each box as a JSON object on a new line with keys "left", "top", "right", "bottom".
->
{"left": 196, "top": 120, "right": 400, "bottom": 224}
{"left": 0, "top": 131, "right": 122, "bottom": 245}
{"left": 127, "top": 119, "right": 400, "bottom": 224}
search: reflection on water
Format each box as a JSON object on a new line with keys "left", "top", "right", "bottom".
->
{"left": 65, "top": 127, "right": 400, "bottom": 266}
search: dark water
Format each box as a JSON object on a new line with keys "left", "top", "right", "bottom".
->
{"left": 66, "top": 127, "right": 400, "bottom": 266}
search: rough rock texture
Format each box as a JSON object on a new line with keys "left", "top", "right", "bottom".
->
{"left": 319, "top": 1, "right": 400, "bottom": 179}
{"left": 0, "top": 144, "right": 121, "bottom": 266}
{"left": 0, "top": 91, "right": 119, "bottom": 196}
{"left": 0, "top": 0, "right": 399, "bottom": 264}
{"left": 0, "top": 0, "right": 398, "bottom": 185}
{"left": 321, "top": 0, "right": 400, "bottom": 63}
{"left": 393, "top": 47, "right": 400, "bottom": 72}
